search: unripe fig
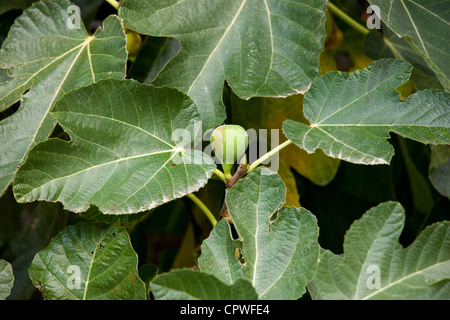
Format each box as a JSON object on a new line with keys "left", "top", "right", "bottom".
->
{"left": 124, "top": 28, "right": 142, "bottom": 57}
{"left": 210, "top": 125, "right": 248, "bottom": 178}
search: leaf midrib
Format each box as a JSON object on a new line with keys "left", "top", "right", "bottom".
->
{"left": 186, "top": 0, "right": 248, "bottom": 95}
{"left": 251, "top": 174, "right": 262, "bottom": 288}
{"left": 82, "top": 230, "right": 105, "bottom": 300}
{"left": 15, "top": 36, "right": 95, "bottom": 185}
{"left": 257, "top": 213, "right": 298, "bottom": 299}
{"left": 0, "top": 38, "right": 88, "bottom": 105}
{"left": 353, "top": 211, "right": 395, "bottom": 299}
{"left": 55, "top": 111, "right": 176, "bottom": 149}
{"left": 311, "top": 126, "right": 387, "bottom": 164}
{"left": 313, "top": 67, "right": 404, "bottom": 125}
{"left": 404, "top": 0, "right": 450, "bottom": 27}
{"left": 17, "top": 148, "right": 176, "bottom": 202}
{"left": 362, "top": 259, "right": 449, "bottom": 300}
{"left": 399, "top": 0, "right": 428, "bottom": 57}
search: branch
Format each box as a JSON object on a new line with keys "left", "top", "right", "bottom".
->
{"left": 219, "top": 155, "right": 249, "bottom": 223}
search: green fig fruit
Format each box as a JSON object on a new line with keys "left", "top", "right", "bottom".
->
{"left": 210, "top": 125, "right": 248, "bottom": 178}
{"left": 125, "top": 28, "right": 142, "bottom": 57}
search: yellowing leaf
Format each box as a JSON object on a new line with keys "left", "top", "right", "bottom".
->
{"left": 278, "top": 160, "right": 300, "bottom": 207}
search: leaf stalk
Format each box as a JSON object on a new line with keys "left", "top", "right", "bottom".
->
{"left": 328, "top": 2, "right": 370, "bottom": 36}
{"left": 105, "top": 0, "right": 120, "bottom": 10}
{"left": 186, "top": 193, "right": 217, "bottom": 227}
{"left": 247, "top": 139, "right": 293, "bottom": 174}
{"left": 213, "top": 168, "right": 226, "bottom": 183}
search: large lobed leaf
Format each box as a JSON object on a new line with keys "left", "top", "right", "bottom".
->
{"left": 312, "top": 201, "right": 450, "bottom": 300}
{"left": 199, "top": 167, "right": 320, "bottom": 299}
{"left": 28, "top": 222, "right": 147, "bottom": 300}
{"left": 283, "top": 59, "right": 450, "bottom": 165}
{"left": 0, "top": 0, "right": 127, "bottom": 196}
{"left": 13, "top": 79, "right": 216, "bottom": 214}
{"left": 120, "top": 0, "right": 328, "bottom": 130}
{"left": 368, "top": 0, "right": 450, "bottom": 91}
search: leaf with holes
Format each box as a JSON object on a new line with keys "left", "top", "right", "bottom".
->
{"left": 198, "top": 167, "right": 320, "bottom": 299}
{"left": 283, "top": 59, "right": 450, "bottom": 165}
{"left": 28, "top": 222, "right": 146, "bottom": 300}
{"left": 120, "top": 0, "right": 328, "bottom": 130}
{"left": 13, "top": 79, "right": 216, "bottom": 214}
{"left": 0, "top": 0, "right": 127, "bottom": 197}
{"left": 312, "top": 201, "right": 450, "bottom": 300}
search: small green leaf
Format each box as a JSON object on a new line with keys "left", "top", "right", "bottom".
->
{"left": 13, "top": 79, "right": 216, "bottom": 214}
{"left": 120, "top": 0, "right": 328, "bottom": 129}
{"left": 199, "top": 167, "right": 320, "bottom": 299}
{"left": 313, "top": 201, "right": 450, "bottom": 300}
{"left": 283, "top": 59, "right": 450, "bottom": 165}
{"left": 0, "top": 260, "right": 14, "bottom": 300}
{"left": 28, "top": 222, "right": 147, "bottom": 300}
{"left": 151, "top": 269, "right": 258, "bottom": 300}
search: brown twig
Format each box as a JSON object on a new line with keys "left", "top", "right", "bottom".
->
{"left": 219, "top": 155, "right": 248, "bottom": 224}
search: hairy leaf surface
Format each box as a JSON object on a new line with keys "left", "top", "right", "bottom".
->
{"left": 283, "top": 59, "right": 450, "bottom": 165}
{"left": 364, "top": 26, "right": 442, "bottom": 91}
{"left": 28, "top": 222, "right": 146, "bottom": 300}
{"left": 0, "top": 0, "right": 127, "bottom": 196}
{"left": 151, "top": 269, "right": 258, "bottom": 300}
{"left": 368, "top": 0, "right": 450, "bottom": 91}
{"left": 199, "top": 167, "right": 320, "bottom": 299}
{"left": 14, "top": 79, "right": 216, "bottom": 214}
{"left": 120, "top": 0, "right": 328, "bottom": 129}
{"left": 313, "top": 202, "right": 450, "bottom": 300}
